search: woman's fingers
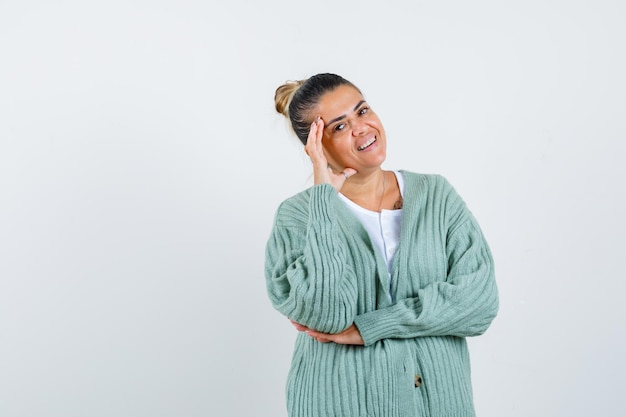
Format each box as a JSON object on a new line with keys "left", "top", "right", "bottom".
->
{"left": 306, "top": 324, "right": 364, "bottom": 345}
{"left": 305, "top": 117, "right": 325, "bottom": 166}
{"left": 290, "top": 320, "right": 310, "bottom": 332}
{"left": 327, "top": 166, "right": 358, "bottom": 191}
{"left": 306, "top": 117, "right": 333, "bottom": 185}
{"left": 341, "top": 168, "right": 357, "bottom": 180}
{"left": 290, "top": 319, "right": 363, "bottom": 345}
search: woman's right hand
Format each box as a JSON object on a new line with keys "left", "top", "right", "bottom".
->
{"left": 290, "top": 320, "right": 364, "bottom": 345}
{"left": 305, "top": 116, "right": 357, "bottom": 192}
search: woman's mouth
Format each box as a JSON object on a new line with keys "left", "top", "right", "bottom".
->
{"left": 357, "top": 137, "right": 377, "bottom": 151}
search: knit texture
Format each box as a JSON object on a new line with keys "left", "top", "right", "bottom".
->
{"left": 265, "top": 172, "right": 498, "bottom": 417}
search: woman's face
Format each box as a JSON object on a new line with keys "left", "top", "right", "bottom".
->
{"left": 313, "top": 85, "right": 387, "bottom": 175}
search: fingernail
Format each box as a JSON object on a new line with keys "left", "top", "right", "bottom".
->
{"left": 316, "top": 116, "right": 321, "bottom": 123}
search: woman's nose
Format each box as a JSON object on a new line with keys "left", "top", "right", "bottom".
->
{"left": 352, "top": 120, "right": 367, "bottom": 136}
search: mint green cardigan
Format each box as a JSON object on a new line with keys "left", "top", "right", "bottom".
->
{"left": 265, "top": 172, "right": 498, "bottom": 417}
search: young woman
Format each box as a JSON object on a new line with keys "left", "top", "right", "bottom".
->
{"left": 266, "top": 73, "right": 498, "bottom": 417}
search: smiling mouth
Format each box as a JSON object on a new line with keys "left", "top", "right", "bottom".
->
{"left": 358, "top": 137, "right": 377, "bottom": 151}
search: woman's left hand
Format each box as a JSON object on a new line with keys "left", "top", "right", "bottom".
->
{"left": 290, "top": 320, "right": 364, "bottom": 345}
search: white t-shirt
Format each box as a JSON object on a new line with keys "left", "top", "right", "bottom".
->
{"left": 338, "top": 171, "right": 405, "bottom": 301}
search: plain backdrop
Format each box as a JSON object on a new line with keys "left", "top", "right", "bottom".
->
{"left": 1, "top": 1, "right": 625, "bottom": 416}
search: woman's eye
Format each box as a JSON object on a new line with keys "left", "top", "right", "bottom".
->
{"left": 359, "top": 106, "right": 370, "bottom": 115}
{"left": 333, "top": 123, "right": 346, "bottom": 132}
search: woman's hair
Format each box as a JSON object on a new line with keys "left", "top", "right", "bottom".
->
{"left": 274, "top": 73, "right": 360, "bottom": 145}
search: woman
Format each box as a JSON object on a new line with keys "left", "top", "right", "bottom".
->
{"left": 265, "top": 73, "right": 498, "bottom": 417}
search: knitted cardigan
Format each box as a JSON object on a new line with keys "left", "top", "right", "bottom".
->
{"left": 265, "top": 172, "right": 498, "bottom": 417}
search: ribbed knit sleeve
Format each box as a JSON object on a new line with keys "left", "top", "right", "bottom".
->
{"left": 265, "top": 184, "right": 359, "bottom": 334}
{"left": 354, "top": 178, "right": 499, "bottom": 346}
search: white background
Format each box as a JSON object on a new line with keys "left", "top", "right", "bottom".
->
{"left": 1, "top": 1, "right": 624, "bottom": 416}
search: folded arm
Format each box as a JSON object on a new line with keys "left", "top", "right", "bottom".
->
{"left": 354, "top": 202, "right": 498, "bottom": 346}
{"left": 265, "top": 184, "right": 358, "bottom": 334}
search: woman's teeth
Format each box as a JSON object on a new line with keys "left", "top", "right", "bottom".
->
{"left": 358, "top": 137, "right": 376, "bottom": 151}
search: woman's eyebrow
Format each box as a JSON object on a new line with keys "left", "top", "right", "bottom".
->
{"left": 326, "top": 100, "right": 367, "bottom": 126}
{"left": 352, "top": 100, "right": 366, "bottom": 111}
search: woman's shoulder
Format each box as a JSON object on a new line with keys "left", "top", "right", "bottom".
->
{"left": 399, "top": 170, "right": 454, "bottom": 190}
{"left": 400, "top": 171, "right": 473, "bottom": 229}
{"left": 272, "top": 184, "right": 337, "bottom": 228}
{"left": 277, "top": 183, "right": 328, "bottom": 209}
{"left": 399, "top": 170, "right": 465, "bottom": 209}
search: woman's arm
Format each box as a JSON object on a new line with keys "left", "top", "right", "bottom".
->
{"left": 302, "top": 212, "right": 497, "bottom": 346}
{"left": 353, "top": 203, "right": 498, "bottom": 346}
{"left": 296, "top": 176, "right": 498, "bottom": 346}
{"left": 265, "top": 184, "right": 358, "bottom": 334}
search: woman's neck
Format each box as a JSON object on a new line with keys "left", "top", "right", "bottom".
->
{"left": 340, "top": 169, "right": 387, "bottom": 212}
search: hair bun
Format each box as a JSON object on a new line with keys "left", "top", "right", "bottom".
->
{"left": 274, "top": 80, "right": 304, "bottom": 117}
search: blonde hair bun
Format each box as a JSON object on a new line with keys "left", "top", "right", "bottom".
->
{"left": 274, "top": 80, "right": 304, "bottom": 117}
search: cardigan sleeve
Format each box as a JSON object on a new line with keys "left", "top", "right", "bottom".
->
{"left": 353, "top": 180, "right": 498, "bottom": 346}
{"left": 265, "top": 184, "right": 359, "bottom": 334}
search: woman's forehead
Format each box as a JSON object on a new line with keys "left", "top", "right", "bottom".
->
{"left": 317, "top": 85, "right": 365, "bottom": 114}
